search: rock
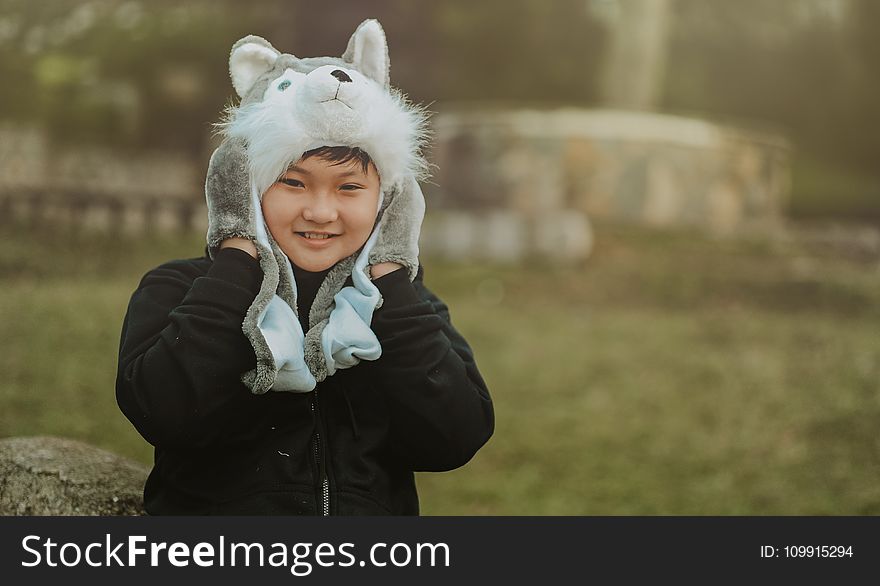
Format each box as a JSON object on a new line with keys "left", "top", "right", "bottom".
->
{"left": 0, "top": 436, "right": 148, "bottom": 516}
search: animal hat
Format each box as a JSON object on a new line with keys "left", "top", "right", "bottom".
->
{"left": 205, "top": 19, "right": 429, "bottom": 394}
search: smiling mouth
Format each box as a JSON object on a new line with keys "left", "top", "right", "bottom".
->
{"left": 296, "top": 232, "right": 339, "bottom": 240}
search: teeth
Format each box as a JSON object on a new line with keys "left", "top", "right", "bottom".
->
{"left": 301, "top": 232, "right": 333, "bottom": 240}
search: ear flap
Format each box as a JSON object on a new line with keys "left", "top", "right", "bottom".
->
{"left": 229, "top": 35, "right": 282, "bottom": 98}
{"left": 342, "top": 19, "right": 390, "bottom": 89}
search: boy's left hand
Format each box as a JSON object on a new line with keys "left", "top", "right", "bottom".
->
{"left": 367, "top": 175, "right": 425, "bottom": 282}
{"left": 370, "top": 262, "right": 403, "bottom": 280}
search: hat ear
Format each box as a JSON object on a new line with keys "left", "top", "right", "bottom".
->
{"left": 342, "top": 19, "right": 390, "bottom": 89}
{"left": 229, "top": 35, "right": 282, "bottom": 98}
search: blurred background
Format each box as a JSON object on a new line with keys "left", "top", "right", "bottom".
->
{"left": 1, "top": 0, "right": 878, "bottom": 514}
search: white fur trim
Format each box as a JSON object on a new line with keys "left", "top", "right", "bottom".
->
{"left": 218, "top": 64, "right": 429, "bottom": 198}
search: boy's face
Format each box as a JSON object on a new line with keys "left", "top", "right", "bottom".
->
{"left": 261, "top": 154, "right": 381, "bottom": 272}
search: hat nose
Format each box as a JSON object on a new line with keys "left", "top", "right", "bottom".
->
{"left": 330, "top": 69, "right": 352, "bottom": 83}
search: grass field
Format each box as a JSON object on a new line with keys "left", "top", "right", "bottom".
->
{"left": 1, "top": 221, "right": 879, "bottom": 515}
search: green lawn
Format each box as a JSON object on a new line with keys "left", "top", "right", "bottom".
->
{"left": 1, "top": 222, "right": 878, "bottom": 514}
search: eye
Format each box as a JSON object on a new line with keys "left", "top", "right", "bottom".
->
{"left": 280, "top": 177, "right": 304, "bottom": 188}
{"left": 277, "top": 80, "right": 291, "bottom": 91}
{"left": 339, "top": 184, "right": 364, "bottom": 191}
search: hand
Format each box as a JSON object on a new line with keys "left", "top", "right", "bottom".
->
{"left": 367, "top": 176, "right": 425, "bottom": 281}
{"left": 220, "top": 236, "right": 258, "bottom": 259}
{"left": 369, "top": 261, "right": 403, "bottom": 280}
{"left": 205, "top": 138, "right": 260, "bottom": 258}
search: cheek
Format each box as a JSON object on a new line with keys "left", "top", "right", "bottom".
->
{"left": 347, "top": 196, "right": 379, "bottom": 233}
{"left": 261, "top": 191, "right": 298, "bottom": 228}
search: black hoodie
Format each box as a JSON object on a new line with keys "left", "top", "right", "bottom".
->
{"left": 115, "top": 247, "right": 494, "bottom": 515}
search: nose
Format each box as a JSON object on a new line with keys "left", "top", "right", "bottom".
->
{"left": 330, "top": 69, "right": 352, "bottom": 83}
{"left": 302, "top": 195, "right": 338, "bottom": 223}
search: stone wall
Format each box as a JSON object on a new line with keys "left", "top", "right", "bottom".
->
{"left": 430, "top": 108, "right": 791, "bottom": 236}
{"left": 419, "top": 209, "right": 592, "bottom": 264}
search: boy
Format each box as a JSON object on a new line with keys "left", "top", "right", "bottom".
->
{"left": 115, "top": 20, "right": 494, "bottom": 515}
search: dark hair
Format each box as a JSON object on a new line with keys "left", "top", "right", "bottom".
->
{"left": 300, "top": 145, "right": 374, "bottom": 175}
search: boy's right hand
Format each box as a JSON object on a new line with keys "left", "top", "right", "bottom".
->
{"left": 367, "top": 175, "right": 425, "bottom": 282}
{"left": 205, "top": 137, "right": 260, "bottom": 258}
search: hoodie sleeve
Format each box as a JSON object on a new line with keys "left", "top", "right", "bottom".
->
{"left": 115, "top": 248, "right": 266, "bottom": 450}
{"left": 369, "top": 265, "right": 495, "bottom": 472}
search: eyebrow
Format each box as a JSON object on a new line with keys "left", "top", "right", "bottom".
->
{"left": 286, "top": 164, "right": 363, "bottom": 179}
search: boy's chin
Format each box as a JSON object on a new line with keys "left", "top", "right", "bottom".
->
{"left": 285, "top": 249, "right": 340, "bottom": 272}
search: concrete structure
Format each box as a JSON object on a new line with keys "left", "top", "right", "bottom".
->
{"left": 430, "top": 108, "right": 791, "bottom": 238}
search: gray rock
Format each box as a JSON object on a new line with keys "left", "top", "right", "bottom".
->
{"left": 0, "top": 436, "right": 148, "bottom": 516}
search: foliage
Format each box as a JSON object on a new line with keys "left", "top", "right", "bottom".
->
{"left": 432, "top": 0, "right": 606, "bottom": 104}
{"left": 666, "top": 0, "right": 880, "bottom": 175}
{"left": 0, "top": 0, "right": 606, "bottom": 153}
{"left": 0, "top": 0, "right": 261, "bottom": 150}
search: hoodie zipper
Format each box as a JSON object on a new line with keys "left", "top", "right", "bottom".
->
{"left": 310, "top": 392, "right": 330, "bottom": 516}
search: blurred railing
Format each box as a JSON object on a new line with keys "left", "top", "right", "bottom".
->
{"left": 0, "top": 189, "right": 204, "bottom": 235}
{"left": 0, "top": 124, "right": 205, "bottom": 235}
